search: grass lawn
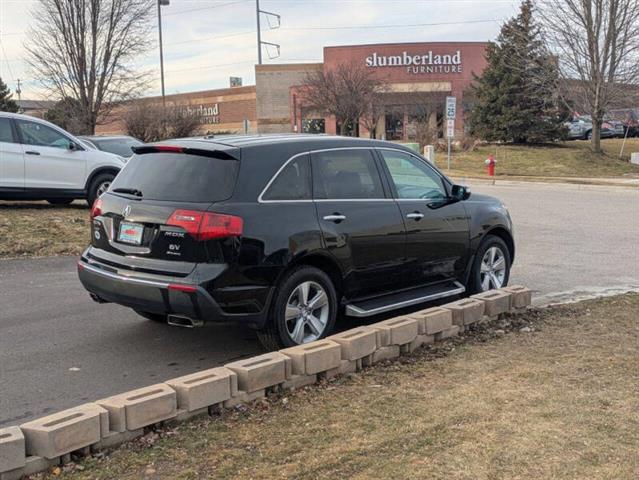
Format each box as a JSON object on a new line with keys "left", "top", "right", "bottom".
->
{"left": 435, "top": 138, "right": 639, "bottom": 178}
{"left": 0, "top": 201, "right": 90, "bottom": 258}
{"left": 55, "top": 294, "right": 639, "bottom": 480}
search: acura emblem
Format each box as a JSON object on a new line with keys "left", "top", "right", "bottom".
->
{"left": 122, "top": 205, "right": 131, "bottom": 218}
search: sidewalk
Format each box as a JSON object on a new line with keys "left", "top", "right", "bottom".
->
{"left": 58, "top": 294, "right": 639, "bottom": 480}
{"left": 450, "top": 173, "right": 639, "bottom": 190}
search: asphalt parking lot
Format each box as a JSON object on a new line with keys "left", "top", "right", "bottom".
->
{"left": 1, "top": 181, "right": 638, "bottom": 427}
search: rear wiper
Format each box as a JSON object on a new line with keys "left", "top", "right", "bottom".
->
{"left": 112, "top": 187, "right": 143, "bottom": 197}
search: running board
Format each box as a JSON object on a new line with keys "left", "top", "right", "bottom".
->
{"left": 345, "top": 281, "right": 465, "bottom": 318}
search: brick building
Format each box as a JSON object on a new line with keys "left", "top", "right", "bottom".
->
{"left": 97, "top": 41, "right": 489, "bottom": 140}
{"left": 96, "top": 85, "right": 257, "bottom": 135}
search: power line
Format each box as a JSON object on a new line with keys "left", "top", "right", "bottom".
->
{"left": 0, "top": 40, "right": 16, "bottom": 82}
{"left": 282, "top": 19, "right": 502, "bottom": 31}
{"left": 162, "top": 0, "right": 251, "bottom": 17}
{"left": 164, "top": 59, "right": 254, "bottom": 74}
{"left": 139, "top": 18, "right": 505, "bottom": 49}
{"left": 165, "top": 30, "right": 255, "bottom": 47}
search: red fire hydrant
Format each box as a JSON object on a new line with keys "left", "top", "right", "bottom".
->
{"left": 485, "top": 154, "right": 496, "bottom": 177}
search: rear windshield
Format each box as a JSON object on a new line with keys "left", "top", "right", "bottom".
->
{"left": 110, "top": 153, "right": 239, "bottom": 202}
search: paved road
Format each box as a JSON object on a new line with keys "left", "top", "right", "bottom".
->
{"left": 1, "top": 182, "right": 639, "bottom": 427}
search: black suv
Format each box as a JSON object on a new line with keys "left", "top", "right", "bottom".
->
{"left": 78, "top": 135, "right": 514, "bottom": 349}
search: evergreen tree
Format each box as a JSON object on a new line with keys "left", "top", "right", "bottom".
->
{"left": 0, "top": 77, "right": 19, "bottom": 113}
{"left": 468, "top": 0, "right": 566, "bottom": 143}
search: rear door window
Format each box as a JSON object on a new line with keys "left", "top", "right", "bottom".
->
{"left": 261, "top": 155, "right": 311, "bottom": 201}
{"left": 312, "top": 149, "right": 385, "bottom": 199}
{"left": 0, "top": 118, "right": 16, "bottom": 143}
{"left": 110, "top": 153, "right": 239, "bottom": 202}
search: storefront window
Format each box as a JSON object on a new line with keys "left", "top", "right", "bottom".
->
{"left": 385, "top": 107, "right": 404, "bottom": 141}
{"left": 302, "top": 119, "right": 325, "bottom": 134}
{"left": 336, "top": 119, "right": 359, "bottom": 137}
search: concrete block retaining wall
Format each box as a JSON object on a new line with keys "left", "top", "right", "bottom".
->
{"left": 0, "top": 286, "right": 532, "bottom": 479}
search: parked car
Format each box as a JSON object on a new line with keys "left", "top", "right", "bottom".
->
{"left": 0, "top": 112, "right": 126, "bottom": 205}
{"left": 608, "top": 108, "right": 639, "bottom": 137}
{"left": 602, "top": 118, "right": 625, "bottom": 138}
{"left": 78, "top": 135, "right": 515, "bottom": 349}
{"left": 565, "top": 116, "right": 616, "bottom": 140}
{"left": 79, "top": 135, "right": 144, "bottom": 159}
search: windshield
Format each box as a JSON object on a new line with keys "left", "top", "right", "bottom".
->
{"left": 110, "top": 153, "right": 239, "bottom": 203}
{"left": 93, "top": 137, "right": 143, "bottom": 157}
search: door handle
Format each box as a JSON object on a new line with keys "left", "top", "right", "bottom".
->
{"left": 25, "top": 150, "right": 41, "bottom": 155}
{"left": 406, "top": 212, "right": 424, "bottom": 220}
{"left": 323, "top": 214, "right": 346, "bottom": 222}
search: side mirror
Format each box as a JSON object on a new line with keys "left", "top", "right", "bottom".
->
{"left": 451, "top": 184, "right": 471, "bottom": 201}
{"left": 68, "top": 141, "right": 77, "bottom": 151}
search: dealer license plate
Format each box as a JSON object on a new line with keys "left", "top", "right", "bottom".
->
{"left": 118, "top": 222, "right": 144, "bottom": 245}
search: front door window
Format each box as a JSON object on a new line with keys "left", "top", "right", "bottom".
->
{"left": 380, "top": 149, "right": 446, "bottom": 200}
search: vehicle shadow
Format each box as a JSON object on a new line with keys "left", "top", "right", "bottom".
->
{"left": 0, "top": 200, "right": 87, "bottom": 210}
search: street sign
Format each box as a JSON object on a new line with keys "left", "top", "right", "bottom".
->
{"left": 445, "top": 97, "right": 456, "bottom": 171}
{"left": 446, "top": 96, "right": 456, "bottom": 119}
{"left": 446, "top": 119, "right": 455, "bottom": 139}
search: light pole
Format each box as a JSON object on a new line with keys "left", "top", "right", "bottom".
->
{"left": 255, "top": 0, "right": 280, "bottom": 65}
{"left": 256, "top": 0, "right": 262, "bottom": 65}
{"left": 158, "top": 0, "right": 170, "bottom": 107}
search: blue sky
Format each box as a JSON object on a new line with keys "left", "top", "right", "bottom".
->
{"left": 0, "top": 0, "right": 521, "bottom": 100}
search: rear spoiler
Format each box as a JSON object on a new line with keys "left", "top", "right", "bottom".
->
{"left": 131, "top": 145, "right": 238, "bottom": 160}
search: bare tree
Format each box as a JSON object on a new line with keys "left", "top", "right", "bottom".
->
{"left": 123, "top": 101, "right": 201, "bottom": 142}
{"left": 165, "top": 106, "right": 202, "bottom": 139}
{"left": 302, "top": 62, "right": 388, "bottom": 136}
{"left": 25, "top": 0, "right": 154, "bottom": 134}
{"left": 123, "top": 101, "right": 164, "bottom": 143}
{"left": 539, "top": 0, "right": 639, "bottom": 153}
{"left": 360, "top": 96, "right": 386, "bottom": 139}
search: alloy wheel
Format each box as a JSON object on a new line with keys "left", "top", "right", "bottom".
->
{"left": 285, "top": 281, "right": 330, "bottom": 344}
{"left": 97, "top": 181, "right": 111, "bottom": 197}
{"left": 480, "top": 246, "right": 507, "bottom": 291}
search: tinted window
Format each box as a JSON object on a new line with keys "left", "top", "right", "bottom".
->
{"left": 110, "top": 153, "right": 239, "bottom": 202}
{"left": 0, "top": 118, "right": 15, "bottom": 143}
{"left": 262, "top": 155, "right": 311, "bottom": 201}
{"left": 312, "top": 149, "right": 384, "bottom": 199}
{"left": 380, "top": 150, "right": 446, "bottom": 200}
{"left": 16, "top": 120, "right": 72, "bottom": 149}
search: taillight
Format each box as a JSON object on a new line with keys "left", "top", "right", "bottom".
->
{"left": 90, "top": 198, "right": 103, "bottom": 219}
{"left": 167, "top": 210, "right": 243, "bottom": 241}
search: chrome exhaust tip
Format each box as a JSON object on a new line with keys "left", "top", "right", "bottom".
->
{"left": 167, "top": 314, "right": 203, "bottom": 328}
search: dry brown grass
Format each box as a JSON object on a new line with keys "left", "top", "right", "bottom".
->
{"left": 436, "top": 138, "right": 639, "bottom": 178}
{"left": 0, "top": 201, "right": 90, "bottom": 259}
{"left": 55, "top": 294, "right": 639, "bottom": 480}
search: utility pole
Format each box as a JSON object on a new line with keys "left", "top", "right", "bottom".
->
{"left": 256, "top": 0, "right": 262, "bottom": 65}
{"left": 255, "top": 0, "right": 281, "bottom": 64}
{"left": 15, "top": 79, "right": 22, "bottom": 103}
{"left": 158, "top": 0, "right": 170, "bottom": 107}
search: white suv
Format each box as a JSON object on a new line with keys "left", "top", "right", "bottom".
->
{"left": 0, "top": 112, "right": 126, "bottom": 205}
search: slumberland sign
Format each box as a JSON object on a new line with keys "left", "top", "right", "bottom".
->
{"left": 365, "top": 50, "right": 463, "bottom": 74}
{"left": 181, "top": 103, "right": 220, "bottom": 125}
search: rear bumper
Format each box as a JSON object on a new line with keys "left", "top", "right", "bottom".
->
{"left": 77, "top": 255, "right": 271, "bottom": 329}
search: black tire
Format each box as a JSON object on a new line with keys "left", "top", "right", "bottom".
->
{"left": 134, "top": 310, "right": 167, "bottom": 323}
{"left": 47, "top": 198, "right": 74, "bottom": 205}
{"left": 468, "top": 235, "right": 512, "bottom": 294}
{"left": 87, "top": 172, "right": 115, "bottom": 206}
{"left": 256, "top": 266, "right": 338, "bottom": 350}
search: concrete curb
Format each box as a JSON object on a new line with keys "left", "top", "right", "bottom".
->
{"left": 450, "top": 175, "right": 639, "bottom": 191}
{"left": 0, "top": 286, "right": 532, "bottom": 480}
